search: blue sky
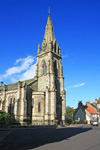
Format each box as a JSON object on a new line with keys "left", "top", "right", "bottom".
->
{"left": 0, "top": 0, "right": 100, "bottom": 108}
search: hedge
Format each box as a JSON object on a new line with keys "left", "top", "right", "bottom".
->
{"left": 0, "top": 112, "right": 11, "bottom": 127}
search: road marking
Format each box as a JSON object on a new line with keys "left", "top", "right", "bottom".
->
{"left": 0, "top": 130, "right": 12, "bottom": 142}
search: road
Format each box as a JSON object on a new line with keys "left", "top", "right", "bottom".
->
{"left": 0, "top": 126, "right": 100, "bottom": 150}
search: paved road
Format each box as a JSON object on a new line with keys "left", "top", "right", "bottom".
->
{"left": 0, "top": 126, "right": 100, "bottom": 150}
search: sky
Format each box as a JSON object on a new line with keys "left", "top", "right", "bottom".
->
{"left": 0, "top": 0, "right": 100, "bottom": 108}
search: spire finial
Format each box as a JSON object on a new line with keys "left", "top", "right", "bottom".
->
{"left": 48, "top": 7, "right": 50, "bottom": 14}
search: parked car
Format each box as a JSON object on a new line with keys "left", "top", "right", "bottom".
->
{"left": 92, "top": 121, "right": 99, "bottom": 126}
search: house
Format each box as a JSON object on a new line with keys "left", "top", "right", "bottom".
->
{"left": 73, "top": 101, "right": 99, "bottom": 124}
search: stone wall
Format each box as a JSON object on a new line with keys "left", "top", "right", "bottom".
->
{"left": 32, "top": 92, "right": 45, "bottom": 124}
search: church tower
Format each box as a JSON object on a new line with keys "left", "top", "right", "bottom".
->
{"left": 35, "top": 11, "right": 66, "bottom": 124}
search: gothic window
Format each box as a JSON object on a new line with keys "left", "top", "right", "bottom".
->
{"left": 38, "top": 102, "right": 40, "bottom": 112}
{"left": 53, "top": 40, "right": 57, "bottom": 53}
{"left": 0, "top": 100, "right": 1, "bottom": 110}
{"left": 54, "top": 43, "right": 56, "bottom": 52}
{"left": 54, "top": 60, "right": 58, "bottom": 76}
{"left": 17, "top": 100, "right": 20, "bottom": 116}
{"left": 13, "top": 98, "right": 15, "bottom": 115}
{"left": 13, "top": 98, "right": 15, "bottom": 104}
{"left": 8, "top": 98, "right": 12, "bottom": 115}
{"left": 42, "top": 61, "right": 47, "bottom": 75}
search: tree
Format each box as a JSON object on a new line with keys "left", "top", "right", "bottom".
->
{"left": 66, "top": 106, "right": 75, "bottom": 124}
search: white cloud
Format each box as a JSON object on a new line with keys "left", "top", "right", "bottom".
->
{"left": 73, "top": 83, "right": 86, "bottom": 88}
{"left": 19, "top": 64, "right": 36, "bottom": 81}
{"left": 0, "top": 56, "right": 36, "bottom": 83}
{"left": 4, "top": 56, "right": 34, "bottom": 77}
{"left": 15, "top": 58, "right": 23, "bottom": 65}
{"left": 62, "top": 54, "right": 68, "bottom": 58}
{"left": 67, "top": 83, "right": 86, "bottom": 90}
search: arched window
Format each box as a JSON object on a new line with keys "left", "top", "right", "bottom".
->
{"left": 0, "top": 100, "right": 1, "bottom": 110}
{"left": 8, "top": 98, "right": 12, "bottom": 115}
{"left": 54, "top": 60, "right": 58, "bottom": 76}
{"left": 42, "top": 61, "right": 47, "bottom": 75}
{"left": 13, "top": 98, "right": 15, "bottom": 115}
{"left": 38, "top": 102, "right": 40, "bottom": 112}
{"left": 17, "top": 99, "right": 20, "bottom": 116}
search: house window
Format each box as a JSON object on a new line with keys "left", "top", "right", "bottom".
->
{"left": 38, "top": 102, "right": 40, "bottom": 112}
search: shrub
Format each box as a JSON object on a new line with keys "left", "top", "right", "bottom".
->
{"left": 74, "top": 120, "right": 79, "bottom": 124}
{"left": 84, "top": 120, "right": 87, "bottom": 124}
{"left": 0, "top": 112, "right": 11, "bottom": 127}
{"left": 72, "top": 120, "right": 75, "bottom": 124}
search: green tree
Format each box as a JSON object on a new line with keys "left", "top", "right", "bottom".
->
{"left": 66, "top": 106, "right": 74, "bottom": 124}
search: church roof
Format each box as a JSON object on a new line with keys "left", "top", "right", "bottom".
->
{"left": 0, "top": 77, "right": 37, "bottom": 92}
{"left": 7, "top": 82, "right": 18, "bottom": 91}
{"left": 22, "top": 77, "right": 37, "bottom": 85}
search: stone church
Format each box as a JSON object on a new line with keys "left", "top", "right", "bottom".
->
{"left": 0, "top": 12, "right": 66, "bottom": 125}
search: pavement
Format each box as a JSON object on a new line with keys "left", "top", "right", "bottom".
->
{"left": 0, "top": 125, "right": 57, "bottom": 143}
{"left": 0, "top": 128, "right": 12, "bottom": 143}
{"left": 0, "top": 125, "right": 99, "bottom": 150}
{"left": 0, "top": 124, "right": 90, "bottom": 142}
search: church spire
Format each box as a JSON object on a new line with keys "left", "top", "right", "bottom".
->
{"left": 47, "top": 7, "right": 52, "bottom": 25}
{"left": 43, "top": 9, "right": 55, "bottom": 46}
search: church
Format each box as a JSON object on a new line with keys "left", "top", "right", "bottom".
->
{"left": 0, "top": 11, "right": 66, "bottom": 125}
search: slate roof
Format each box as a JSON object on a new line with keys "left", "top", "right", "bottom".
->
{"left": 0, "top": 77, "right": 37, "bottom": 92}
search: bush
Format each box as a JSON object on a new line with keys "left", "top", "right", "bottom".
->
{"left": 72, "top": 120, "right": 79, "bottom": 124}
{"left": 72, "top": 120, "right": 75, "bottom": 124}
{"left": 84, "top": 120, "right": 87, "bottom": 124}
{"left": 0, "top": 112, "right": 11, "bottom": 127}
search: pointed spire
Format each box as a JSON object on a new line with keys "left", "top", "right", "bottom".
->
{"left": 43, "top": 9, "right": 55, "bottom": 45}
{"left": 47, "top": 7, "right": 52, "bottom": 25}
